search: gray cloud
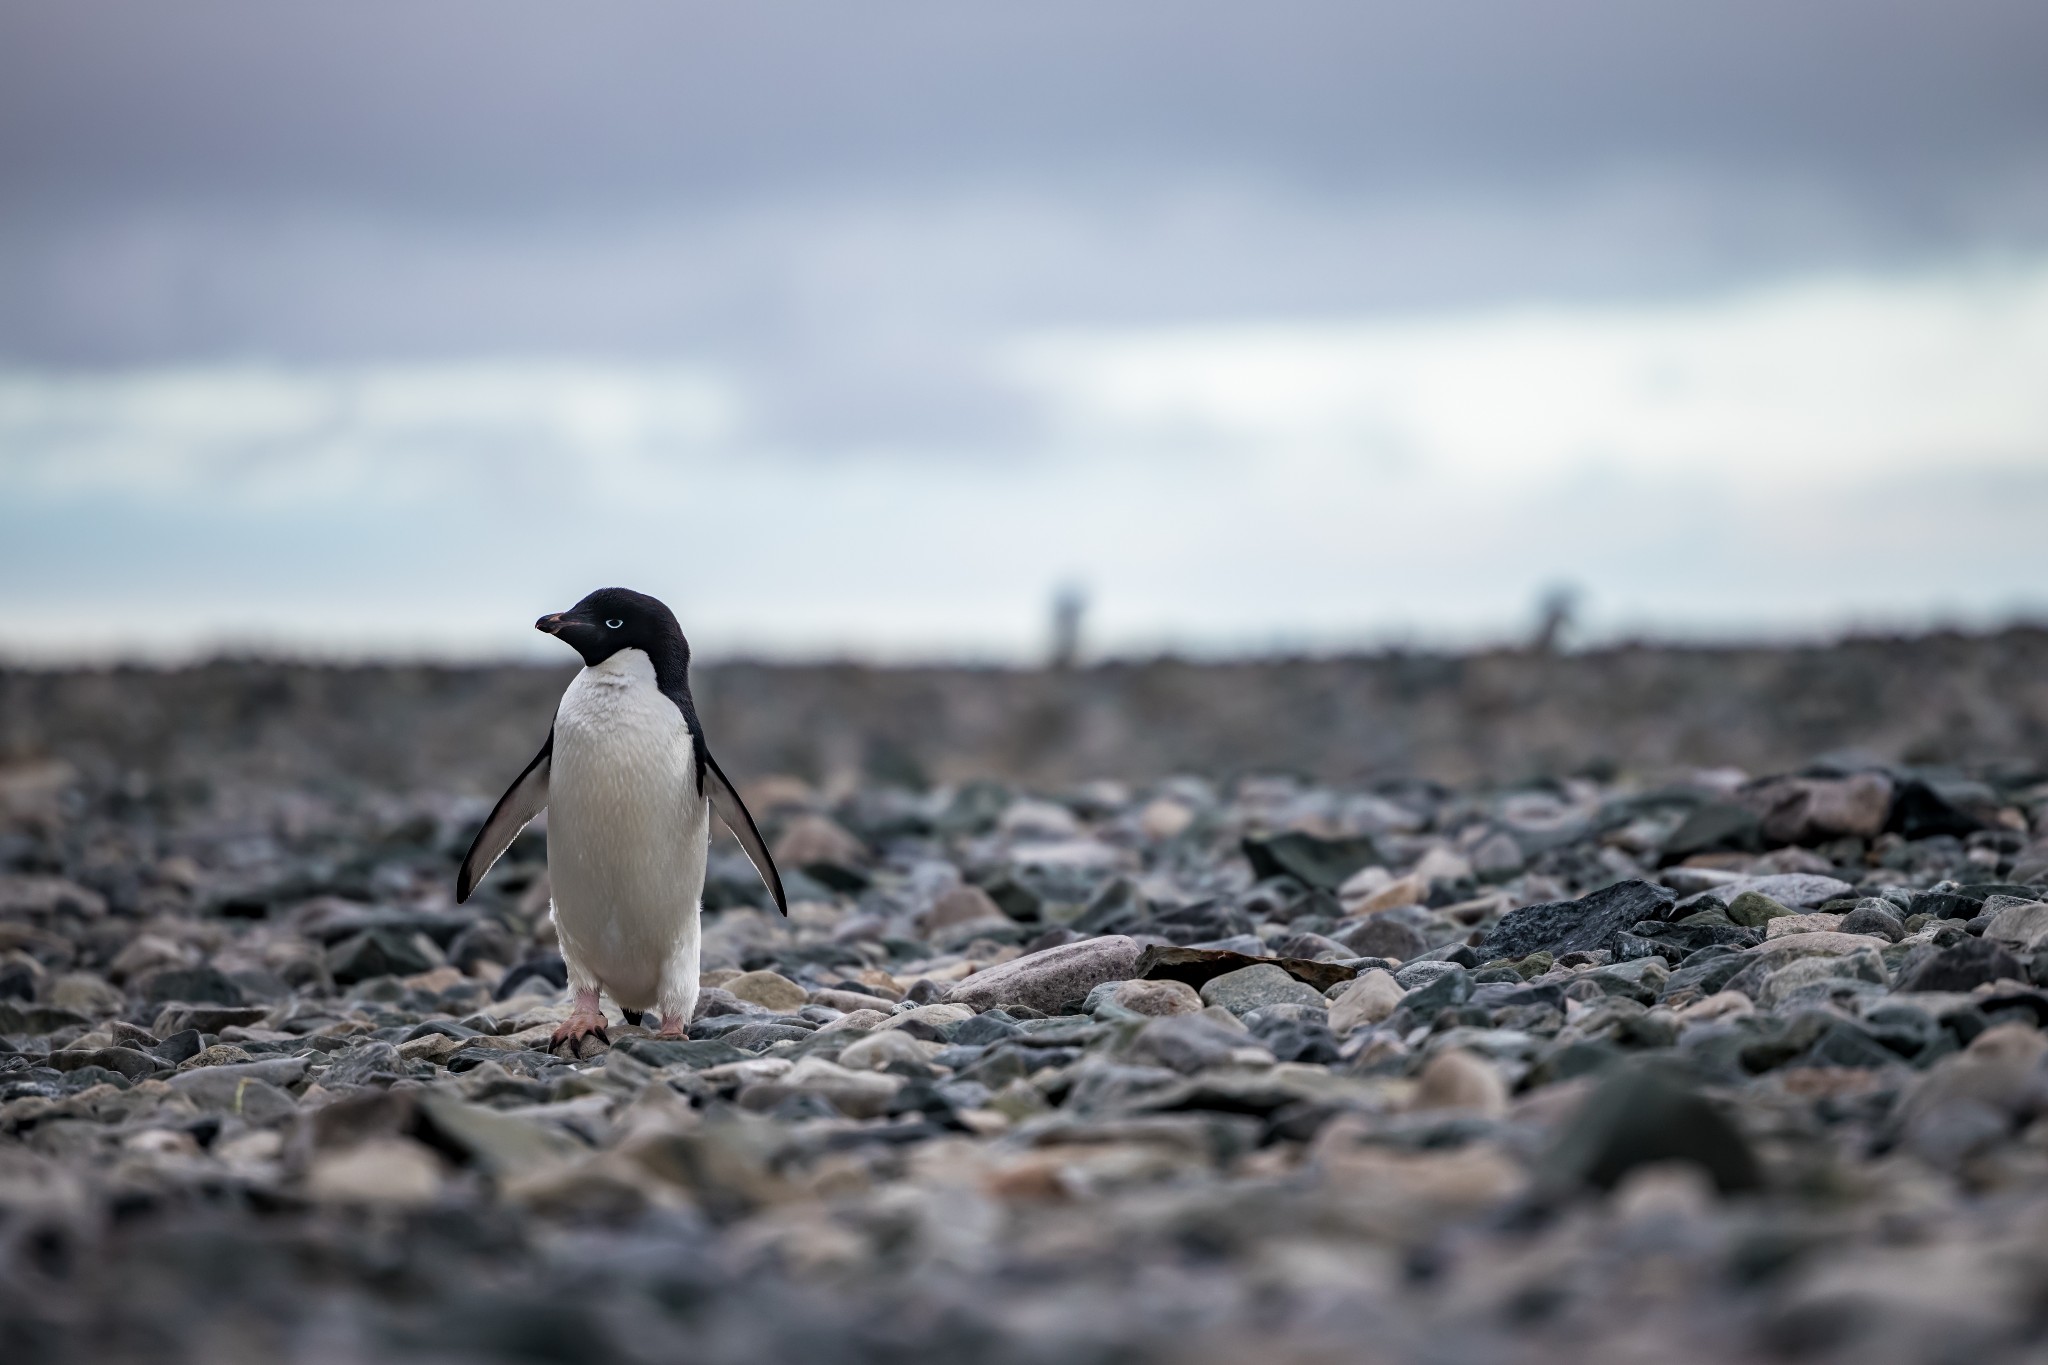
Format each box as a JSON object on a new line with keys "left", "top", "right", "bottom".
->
{"left": 2, "top": 1, "right": 2046, "bottom": 462}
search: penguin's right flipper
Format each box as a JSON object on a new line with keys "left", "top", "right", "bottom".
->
{"left": 457, "top": 731, "right": 553, "bottom": 902}
{"left": 703, "top": 749, "right": 789, "bottom": 917}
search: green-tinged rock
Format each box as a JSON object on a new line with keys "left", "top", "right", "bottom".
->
{"left": 1198, "top": 963, "right": 1329, "bottom": 1016}
{"left": 1726, "top": 892, "right": 1798, "bottom": 928}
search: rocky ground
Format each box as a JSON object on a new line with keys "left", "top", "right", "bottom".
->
{"left": 9, "top": 723, "right": 2048, "bottom": 1362}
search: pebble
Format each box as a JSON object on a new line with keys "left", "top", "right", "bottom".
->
{"left": 8, "top": 697, "right": 2048, "bottom": 1364}
{"left": 1327, "top": 969, "right": 1406, "bottom": 1033}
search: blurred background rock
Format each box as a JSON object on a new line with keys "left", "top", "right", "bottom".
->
{"left": 7, "top": 624, "right": 2048, "bottom": 799}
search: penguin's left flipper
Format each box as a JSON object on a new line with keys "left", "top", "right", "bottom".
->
{"left": 456, "top": 731, "right": 553, "bottom": 903}
{"left": 703, "top": 750, "right": 788, "bottom": 917}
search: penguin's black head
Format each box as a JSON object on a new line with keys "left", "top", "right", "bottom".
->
{"left": 537, "top": 587, "right": 688, "bottom": 669}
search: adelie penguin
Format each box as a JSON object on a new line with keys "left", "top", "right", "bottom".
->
{"left": 456, "top": 587, "right": 786, "bottom": 1050}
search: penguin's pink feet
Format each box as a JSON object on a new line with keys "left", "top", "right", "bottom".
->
{"left": 653, "top": 1014, "right": 689, "bottom": 1040}
{"left": 551, "top": 991, "right": 610, "bottom": 1052}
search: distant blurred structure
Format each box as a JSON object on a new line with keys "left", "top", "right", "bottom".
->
{"left": 1531, "top": 584, "right": 1581, "bottom": 654}
{"left": 1048, "top": 585, "right": 1087, "bottom": 670}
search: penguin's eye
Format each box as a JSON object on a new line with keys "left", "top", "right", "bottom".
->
{"left": 604, "top": 618, "right": 623, "bottom": 630}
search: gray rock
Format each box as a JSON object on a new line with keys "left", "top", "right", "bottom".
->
{"left": 136, "top": 965, "right": 247, "bottom": 1006}
{"left": 1123, "top": 1014, "right": 1256, "bottom": 1074}
{"left": 1240, "top": 831, "right": 1381, "bottom": 890}
{"left": 1478, "top": 880, "right": 1676, "bottom": 960}
{"left": 326, "top": 928, "right": 438, "bottom": 984}
{"left": 1898, "top": 938, "right": 2025, "bottom": 993}
{"left": 1470, "top": 830, "right": 1526, "bottom": 881}
{"left": 1197, "top": 963, "right": 1328, "bottom": 1016}
{"left": 1682, "top": 873, "right": 1856, "bottom": 914}
{"left": 1334, "top": 915, "right": 1428, "bottom": 961}
{"left": 168, "top": 1061, "right": 306, "bottom": 1123}
{"left": 152, "top": 1003, "right": 271, "bottom": 1035}
{"left": 1979, "top": 897, "right": 2048, "bottom": 951}
{"left": 1540, "top": 1063, "right": 1762, "bottom": 1194}
{"left": 1395, "top": 959, "right": 1466, "bottom": 991}
{"left": 414, "top": 1091, "right": 584, "bottom": 1176}
{"left": 946, "top": 935, "right": 1144, "bottom": 1014}
{"left": 48, "top": 1045, "right": 163, "bottom": 1081}
{"left": 1392, "top": 965, "right": 1474, "bottom": 1018}
{"left": 617, "top": 1036, "right": 752, "bottom": 1069}
{"left": 1838, "top": 900, "right": 1906, "bottom": 942}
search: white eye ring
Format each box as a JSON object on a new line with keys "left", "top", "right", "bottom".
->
{"left": 604, "top": 618, "right": 623, "bottom": 629}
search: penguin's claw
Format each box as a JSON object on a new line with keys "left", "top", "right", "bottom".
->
{"left": 550, "top": 1012, "right": 611, "bottom": 1053}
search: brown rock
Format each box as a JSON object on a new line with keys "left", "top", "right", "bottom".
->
{"left": 1113, "top": 978, "right": 1204, "bottom": 1016}
{"left": 917, "top": 885, "right": 1011, "bottom": 936}
{"left": 1751, "top": 773, "right": 1893, "bottom": 845}
{"left": 1328, "top": 970, "right": 1406, "bottom": 1033}
{"left": 307, "top": 1138, "right": 445, "bottom": 1206}
{"left": 771, "top": 815, "right": 868, "bottom": 868}
{"left": 1409, "top": 1050, "right": 1509, "bottom": 1116}
{"left": 724, "top": 970, "right": 809, "bottom": 1013}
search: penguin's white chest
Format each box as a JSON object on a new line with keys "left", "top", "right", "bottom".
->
{"left": 545, "top": 649, "right": 708, "bottom": 1008}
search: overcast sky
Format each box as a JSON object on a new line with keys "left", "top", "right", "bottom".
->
{"left": 4, "top": 2, "right": 2048, "bottom": 659}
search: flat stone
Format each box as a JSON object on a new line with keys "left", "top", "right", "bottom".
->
{"left": 946, "top": 935, "right": 1144, "bottom": 1015}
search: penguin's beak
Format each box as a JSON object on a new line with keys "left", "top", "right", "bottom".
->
{"left": 535, "top": 613, "right": 568, "bottom": 635}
